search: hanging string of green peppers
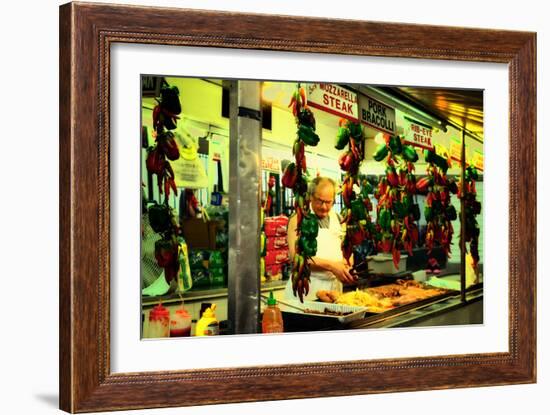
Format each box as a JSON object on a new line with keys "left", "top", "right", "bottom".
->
{"left": 373, "top": 136, "right": 421, "bottom": 269}
{"left": 281, "top": 84, "right": 320, "bottom": 302}
{"left": 335, "top": 118, "right": 374, "bottom": 263}
{"left": 459, "top": 165, "right": 481, "bottom": 271}
{"left": 419, "top": 150, "right": 458, "bottom": 258}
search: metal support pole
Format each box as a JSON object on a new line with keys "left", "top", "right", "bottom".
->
{"left": 460, "top": 128, "right": 467, "bottom": 303}
{"left": 228, "top": 80, "right": 262, "bottom": 334}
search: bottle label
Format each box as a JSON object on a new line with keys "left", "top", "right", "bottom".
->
{"left": 263, "top": 322, "right": 284, "bottom": 333}
{"left": 203, "top": 322, "right": 219, "bottom": 336}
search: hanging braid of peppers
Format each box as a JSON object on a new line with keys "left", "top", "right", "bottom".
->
{"left": 335, "top": 118, "right": 373, "bottom": 264}
{"left": 459, "top": 166, "right": 481, "bottom": 270}
{"left": 281, "top": 85, "right": 320, "bottom": 302}
{"left": 146, "top": 84, "right": 182, "bottom": 205}
{"left": 145, "top": 82, "right": 184, "bottom": 283}
{"left": 418, "top": 150, "right": 458, "bottom": 258}
{"left": 263, "top": 175, "right": 276, "bottom": 217}
{"left": 372, "top": 135, "right": 421, "bottom": 269}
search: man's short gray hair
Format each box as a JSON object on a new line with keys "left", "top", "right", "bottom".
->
{"left": 307, "top": 176, "right": 337, "bottom": 199}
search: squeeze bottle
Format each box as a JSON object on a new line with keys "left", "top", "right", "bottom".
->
{"left": 195, "top": 304, "right": 219, "bottom": 336}
{"left": 147, "top": 302, "right": 170, "bottom": 338}
{"left": 262, "top": 292, "right": 284, "bottom": 333}
{"left": 170, "top": 304, "right": 192, "bottom": 337}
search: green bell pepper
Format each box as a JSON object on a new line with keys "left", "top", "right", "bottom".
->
{"left": 378, "top": 208, "right": 392, "bottom": 230}
{"left": 298, "top": 124, "right": 320, "bottom": 146}
{"left": 402, "top": 145, "right": 419, "bottom": 162}
{"left": 348, "top": 122, "right": 362, "bottom": 139}
{"left": 351, "top": 199, "right": 367, "bottom": 221}
{"left": 373, "top": 144, "right": 389, "bottom": 162}
{"left": 299, "top": 237, "right": 318, "bottom": 257}
{"left": 424, "top": 205, "right": 433, "bottom": 222}
{"left": 335, "top": 127, "right": 350, "bottom": 150}
{"left": 300, "top": 213, "right": 319, "bottom": 238}
{"left": 389, "top": 135, "right": 403, "bottom": 154}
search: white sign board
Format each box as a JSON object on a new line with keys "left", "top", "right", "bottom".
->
{"left": 306, "top": 83, "right": 358, "bottom": 121}
{"left": 403, "top": 119, "right": 434, "bottom": 150}
{"left": 359, "top": 94, "right": 396, "bottom": 134}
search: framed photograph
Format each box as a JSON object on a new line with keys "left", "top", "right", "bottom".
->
{"left": 59, "top": 2, "right": 536, "bottom": 413}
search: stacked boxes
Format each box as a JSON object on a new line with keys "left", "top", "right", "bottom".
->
{"left": 263, "top": 216, "right": 290, "bottom": 281}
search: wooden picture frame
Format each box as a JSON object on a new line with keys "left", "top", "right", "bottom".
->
{"left": 59, "top": 2, "right": 536, "bottom": 412}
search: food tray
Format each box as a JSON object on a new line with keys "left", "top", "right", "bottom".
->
{"left": 281, "top": 299, "right": 368, "bottom": 324}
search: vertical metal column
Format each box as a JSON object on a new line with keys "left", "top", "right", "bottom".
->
{"left": 228, "top": 80, "right": 262, "bottom": 334}
{"left": 460, "top": 128, "right": 467, "bottom": 303}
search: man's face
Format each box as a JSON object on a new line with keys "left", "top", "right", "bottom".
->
{"left": 311, "top": 183, "right": 335, "bottom": 219}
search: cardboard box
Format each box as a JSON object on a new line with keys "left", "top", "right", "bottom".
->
{"left": 181, "top": 218, "right": 220, "bottom": 250}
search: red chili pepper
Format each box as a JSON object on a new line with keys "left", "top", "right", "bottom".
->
{"left": 152, "top": 105, "right": 162, "bottom": 129}
{"left": 146, "top": 147, "right": 165, "bottom": 175}
{"left": 398, "top": 170, "right": 407, "bottom": 186}
{"left": 159, "top": 132, "right": 180, "bottom": 161}
{"left": 164, "top": 177, "right": 171, "bottom": 199}
{"left": 288, "top": 95, "right": 296, "bottom": 111}
{"left": 282, "top": 163, "right": 298, "bottom": 188}
{"left": 299, "top": 87, "right": 307, "bottom": 107}
{"left": 386, "top": 168, "right": 399, "bottom": 187}
{"left": 416, "top": 176, "right": 431, "bottom": 193}
{"left": 338, "top": 152, "right": 354, "bottom": 172}
{"left": 169, "top": 177, "right": 177, "bottom": 197}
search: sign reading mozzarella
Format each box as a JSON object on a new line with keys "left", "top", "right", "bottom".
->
{"left": 306, "top": 83, "right": 358, "bottom": 121}
{"left": 404, "top": 120, "right": 434, "bottom": 149}
{"left": 359, "top": 95, "right": 395, "bottom": 134}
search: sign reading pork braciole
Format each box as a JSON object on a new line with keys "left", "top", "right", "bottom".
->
{"left": 358, "top": 94, "right": 395, "bottom": 134}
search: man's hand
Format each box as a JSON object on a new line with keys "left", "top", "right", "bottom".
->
{"left": 329, "top": 261, "right": 356, "bottom": 284}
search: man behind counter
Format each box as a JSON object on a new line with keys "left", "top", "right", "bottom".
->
{"left": 284, "top": 176, "right": 355, "bottom": 301}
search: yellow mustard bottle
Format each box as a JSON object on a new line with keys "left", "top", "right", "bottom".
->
{"left": 195, "top": 304, "right": 219, "bottom": 336}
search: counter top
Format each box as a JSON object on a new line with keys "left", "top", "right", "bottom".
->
{"left": 142, "top": 279, "right": 287, "bottom": 307}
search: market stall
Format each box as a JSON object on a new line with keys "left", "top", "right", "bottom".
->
{"left": 140, "top": 76, "right": 484, "bottom": 338}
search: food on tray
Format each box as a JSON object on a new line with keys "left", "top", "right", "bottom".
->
{"left": 368, "top": 279, "right": 447, "bottom": 306}
{"left": 316, "top": 279, "right": 448, "bottom": 311}
{"left": 335, "top": 289, "right": 394, "bottom": 312}
{"left": 303, "top": 308, "right": 353, "bottom": 316}
{"left": 316, "top": 290, "right": 340, "bottom": 303}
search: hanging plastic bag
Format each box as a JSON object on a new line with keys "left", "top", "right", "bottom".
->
{"left": 171, "top": 130, "right": 208, "bottom": 189}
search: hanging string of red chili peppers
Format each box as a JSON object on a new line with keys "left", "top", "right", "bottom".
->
{"left": 146, "top": 84, "right": 182, "bottom": 205}
{"left": 373, "top": 136, "right": 421, "bottom": 269}
{"left": 145, "top": 82, "right": 184, "bottom": 284}
{"left": 459, "top": 165, "right": 481, "bottom": 271}
{"left": 335, "top": 118, "right": 374, "bottom": 264}
{"left": 418, "top": 149, "right": 458, "bottom": 261}
{"left": 281, "top": 84, "right": 320, "bottom": 302}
